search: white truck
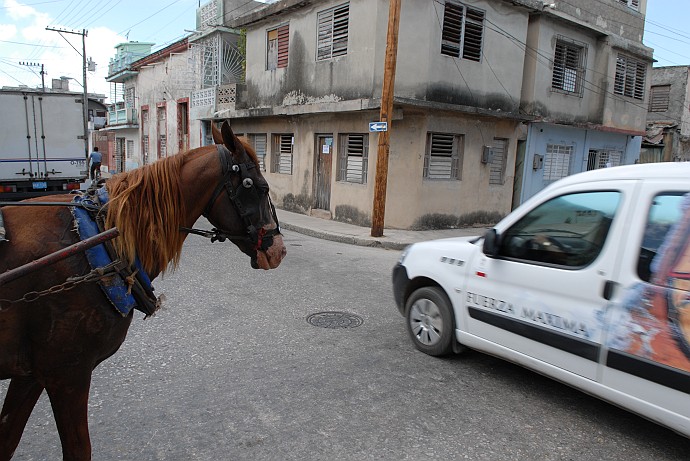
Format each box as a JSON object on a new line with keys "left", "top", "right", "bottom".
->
{"left": 0, "top": 89, "right": 88, "bottom": 199}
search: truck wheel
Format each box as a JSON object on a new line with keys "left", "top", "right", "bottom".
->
{"left": 405, "top": 286, "right": 455, "bottom": 357}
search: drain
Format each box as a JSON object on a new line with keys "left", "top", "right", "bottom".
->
{"left": 306, "top": 311, "right": 363, "bottom": 329}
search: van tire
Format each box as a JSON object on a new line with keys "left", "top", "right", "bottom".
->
{"left": 405, "top": 286, "right": 455, "bottom": 357}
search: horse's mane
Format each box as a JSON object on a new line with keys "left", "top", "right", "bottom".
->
{"left": 104, "top": 152, "right": 188, "bottom": 275}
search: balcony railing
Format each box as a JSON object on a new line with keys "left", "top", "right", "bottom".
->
{"left": 108, "top": 52, "right": 150, "bottom": 76}
{"left": 190, "top": 84, "right": 237, "bottom": 119}
{"left": 107, "top": 107, "right": 138, "bottom": 127}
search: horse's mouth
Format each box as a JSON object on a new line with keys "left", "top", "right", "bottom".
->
{"left": 251, "top": 235, "right": 286, "bottom": 270}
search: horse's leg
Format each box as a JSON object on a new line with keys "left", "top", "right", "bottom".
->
{"left": 44, "top": 372, "right": 93, "bottom": 461}
{"left": 0, "top": 376, "right": 45, "bottom": 461}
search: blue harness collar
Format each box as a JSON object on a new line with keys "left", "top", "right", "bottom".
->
{"left": 71, "top": 188, "right": 158, "bottom": 317}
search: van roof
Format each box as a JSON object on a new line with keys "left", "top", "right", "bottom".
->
{"left": 554, "top": 162, "right": 690, "bottom": 187}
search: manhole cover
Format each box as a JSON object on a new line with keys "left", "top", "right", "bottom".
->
{"left": 306, "top": 311, "right": 363, "bottom": 329}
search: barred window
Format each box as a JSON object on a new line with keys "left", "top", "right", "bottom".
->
{"left": 587, "top": 149, "right": 622, "bottom": 171}
{"left": 337, "top": 133, "right": 368, "bottom": 183}
{"left": 489, "top": 138, "right": 508, "bottom": 185}
{"left": 317, "top": 3, "right": 349, "bottom": 61}
{"left": 267, "top": 24, "right": 289, "bottom": 70}
{"left": 441, "top": 1, "right": 484, "bottom": 62}
{"left": 617, "top": 0, "right": 639, "bottom": 11}
{"left": 424, "top": 132, "right": 463, "bottom": 180}
{"left": 272, "top": 134, "right": 293, "bottom": 175}
{"left": 544, "top": 144, "right": 572, "bottom": 181}
{"left": 552, "top": 38, "right": 586, "bottom": 96}
{"left": 248, "top": 134, "right": 267, "bottom": 171}
{"left": 649, "top": 85, "right": 671, "bottom": 112}
{"left": 614, "top": 54, "right": 646, "bottom": 100}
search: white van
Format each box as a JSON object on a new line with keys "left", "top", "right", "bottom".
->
{"left": 392, "top": 163, "right": 690, "bottom": 437}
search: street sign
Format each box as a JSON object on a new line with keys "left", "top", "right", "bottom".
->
{"left": 369, "top": 121, "right": 388, "bottom": 132}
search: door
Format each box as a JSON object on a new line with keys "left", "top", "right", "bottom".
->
{"left": 464, "top": 181, "right": 638, "bottom": 380}
{"left": 314, "top": 135, "right": 333, "bottom": 210}
{"left": 115, "top": 138, "right": 125, "bottom": 173}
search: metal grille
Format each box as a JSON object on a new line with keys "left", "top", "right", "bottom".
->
{"left": 441, "top": 1, "right": 484, "bottom": 62}
{"left": 489, "top": 138, "right": 508, "bottom": 185}
{"left": 272, "top": 134, "right": 293, "bottom": 174}
{"left": 614, "top": 54, "right": 646, "bottom": 100}
{"left": 649, "top": 85, "right": 670, "bottom": 112}
{"left": 248, "top": 133, "right": 267, "bottom": 171}
{"left": 552, "top": 38, "right": 585, "bottom": 96}
{"left": 424, "top": 132, "right": 462, "bottom": 180}
{"left": 338, "top": 134, "right": 368, "bottom": 183}
{"left": 125, "top": 87, "right": 135, "bottom": 108}
{"left": 544, "top": 144, "right": 572, "bottom": 181}
{"left": 199, "top": 0, "right": 219, "bottom": 29}
{"left": 317, "top": 3, "right": 349, "bottom": 60}
{"left": 587, "top": 150, "right": 622, "bottom": 171}
{"left": 618, "top": 0, "right": 639, "bottom": 10}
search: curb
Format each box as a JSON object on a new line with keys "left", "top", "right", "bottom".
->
{"left": 280, "top": 222, "right": 409, "bottom": 251}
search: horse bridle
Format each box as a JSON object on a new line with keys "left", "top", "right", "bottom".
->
{"left": 180, "top": 144, "right": 281, "bottom": 255}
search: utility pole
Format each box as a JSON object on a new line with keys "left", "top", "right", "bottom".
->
{"left": 45, "top": 27, "right": 89, "bottom": 164}
{"left": 370, "top": 0, "right": 401, "bottom": 237}
{"left": 19, "top": 62, "right": 45, "bottom": 91}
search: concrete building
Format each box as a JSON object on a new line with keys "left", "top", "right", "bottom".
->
{"left": 643, "top": 66, "right": 690, "bottom": 163}
{"left": 106, "top": 0, "right": 654, "bottom": 230}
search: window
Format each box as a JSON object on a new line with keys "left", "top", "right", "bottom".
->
{"left": 638, "top": 193, "right": 689, "bottom": 283}
{"left": 489, "top": 138, "right": 508, "bottom": 185}
{"left": 499, "top": 191, "right": 621, "bottom": 267}
{"left": 272, "top": 134, "right": 293, "bottom": 174}
{"left": 614, "top": 54, "right": 646, "bottom": 100}
{"left": 126, "top": 139, "right": 134, "bottom": 160}
{"left": 248, "top": 133, "right": 267, "bottom": 171}
{"left": 142, "top": 135, "right": 149, "bottom": 165}
{"left": 617, "top": 0, "right": 639, "bottom": 11}
{"left": 587, "top": 149, "right": 622, "bottom": 171}
{"left": 157, "top": 106, "right": 166, "bottom": 158}
{"left": 267, "top": 24, "right": 289, "bottom": 70}
{"left": 337, "top": 133, "right": 368, "bottom": 183}
{"left": 317, "top": 3, "right": 349, "bottom": 61}
{"left": 424, "top": 132, "right": 463, "bottom": 180}
{"left": 552, "top": 37, "right": 586, "bottom": 96}
{"left": 543, "top": 144, "right": 572, "bottom": 181}
{"left": 441, "top": 1, "right": 485, "bottom": 62}
{"left": 649, "top": 85, "right": 671, "bottom": 112}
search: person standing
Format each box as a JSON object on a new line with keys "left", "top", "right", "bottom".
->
{"left": 89, "top": 146, "right": 103, "bottom": 180}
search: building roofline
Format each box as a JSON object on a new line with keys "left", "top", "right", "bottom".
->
{"left": 131, "top": 38, "right": 190, "bottom": 69}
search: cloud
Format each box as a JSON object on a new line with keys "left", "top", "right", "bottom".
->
{"left": 3, "top": 0, "right": 35, "bottom": 21}
{"left": 0, "top": 23, "right": 16, "bottom": 40}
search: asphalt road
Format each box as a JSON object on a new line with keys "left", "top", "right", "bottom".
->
{"left": 3, "top": 229, "right": 690, "bottom": 460}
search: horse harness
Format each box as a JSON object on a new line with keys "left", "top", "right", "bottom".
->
{"left": 180, "top": 143, "right": 282, "bottom": 262}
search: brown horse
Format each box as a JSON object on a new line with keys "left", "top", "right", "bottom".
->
{"left": 0, "top": 121, "right": 286, "bottom": 460}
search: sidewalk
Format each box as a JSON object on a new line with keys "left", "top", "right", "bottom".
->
{"left": 276, "top": 209, "right": 489, "bottom": 250}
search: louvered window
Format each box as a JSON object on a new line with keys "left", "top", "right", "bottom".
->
{"left": 617, "top": 0, "right": 639, "bottom": 11}
{"left": 489, "top": 138, "right": 508, "bottom": 185}
{"left": 272, "top": 134, "right": 293, "bottom": 175}
{"left": 552, "top": 38, "right": 586, "bottom": 96}
{"left": 614, "top": 54, "right": 646, "bottom": 100}
{"left": 649, "top": 85, "right": 671, "bottom": 112}
{"left": 441, "top": 1, "right": 484, "bottom": 62}
{"left": 337, "top": 134, "right": 368, "bottom": 183}
{"left": 544, "top": 144, "right": 572, "bottom": 181}
{"left": 267, "top": 24, "right": 289, "bottom": 70}
{"left": 317, "top": 3, "right": 349, "bottom": 61}
{"left": 248, "top": 134, "right": 267, "bottom": 171}
{"left": 424, "top": 133, "right": 463, "bottom": 180}
{"left": 587, "top": 150, "right": 622, "bottom": 171}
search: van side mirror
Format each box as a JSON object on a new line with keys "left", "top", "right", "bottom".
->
{"left": 483, "top": 229, "right": 501, "bottom": 257}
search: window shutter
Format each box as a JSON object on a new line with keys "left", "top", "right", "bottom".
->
{"left": 317, "top": 3, "right": 349, "bottom": 60}
{"left": 425, "top": 133, "right": 460, "bottom": 180}
{"left": 462, "top": 7, "right": 484, "bottom": 62}
{"left": 277, "top": 25, "right": 289, "bottom": 68}
{"left": 345, "top": 134, "right": 367, "bottom": 183}
{"left": 649, "top": 85, "right": 671, "bottom": 112}
{"left": 441, "top": 2, "right": 463, "bottom": 57}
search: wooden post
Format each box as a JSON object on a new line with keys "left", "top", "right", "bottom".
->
{"left": 370, "top": 0, "right": 401, "bottom": 237}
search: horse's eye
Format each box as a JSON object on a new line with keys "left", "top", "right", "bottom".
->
{"left": 242, "top": 178, "right": 254, "bottom": 188}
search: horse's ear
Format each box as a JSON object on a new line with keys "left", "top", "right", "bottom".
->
{"left": 220, "top": 120, "right": 240, "bottom": 153}
{"left": 211, "top": 122, "right": 223, "bottom": 144}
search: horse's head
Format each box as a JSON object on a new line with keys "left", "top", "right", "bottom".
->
{"left": 205, "top": 121, "right": 286, "bottom": 270}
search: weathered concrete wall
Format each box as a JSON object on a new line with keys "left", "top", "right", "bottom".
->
{"left": 648, "top": 66, "right": 690, "bottom": 137}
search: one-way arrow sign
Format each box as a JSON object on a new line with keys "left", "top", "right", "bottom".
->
{"left": 369, "top": 121, "right": 388, "bottom": 132}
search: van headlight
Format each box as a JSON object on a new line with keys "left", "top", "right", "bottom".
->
{"left": 398, "top": 245, "right": 412, "bottom": 264}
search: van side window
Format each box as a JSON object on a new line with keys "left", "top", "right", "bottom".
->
{"left": 498, "top": 191, "right": 620, "bottom": 267}
{"left": 638, "top": 192, "right": 689, "bottom": 283}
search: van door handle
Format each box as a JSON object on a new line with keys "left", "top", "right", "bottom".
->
{"left": 602, "top": 280, "right": 617, "bottom": 300}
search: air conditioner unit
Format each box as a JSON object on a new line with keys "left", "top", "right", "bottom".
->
{"left": 481, "top": 146, "right": 495, "bottom": 164}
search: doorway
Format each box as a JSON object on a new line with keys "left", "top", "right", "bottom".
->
{"left": 314, "top": 134, "right": 333, "bottom": 210}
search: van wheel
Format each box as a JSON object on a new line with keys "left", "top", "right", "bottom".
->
{"left": 405, "top": 286, "right": 455, "bottom": 357}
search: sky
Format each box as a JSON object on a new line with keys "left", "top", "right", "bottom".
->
{"left": 0, "top": 0, "right": 687, "bottom": 103}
